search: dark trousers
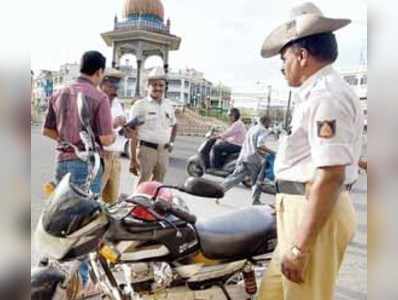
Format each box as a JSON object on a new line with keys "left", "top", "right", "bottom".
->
{"left": 222, "top": 161, "right": 263, "bottom": 204}
{"left": 210, "top": 141, "right": 242, "bottom": 169}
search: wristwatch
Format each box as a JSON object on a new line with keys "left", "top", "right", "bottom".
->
{"left": 165, "top": 142, "right": 174, "bottom": 151}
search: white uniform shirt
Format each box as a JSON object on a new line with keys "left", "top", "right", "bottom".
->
{"left": 238, "top": 123, "right": 271, "bottom": 165}
{"left": 128, "top": 96, "right": 177, "bottom": 145}
{"left": 275, "top": 65, "right": 364, "bottom": 184}
{"left": 104, "top": 98, "right": 126, "bottom": 153}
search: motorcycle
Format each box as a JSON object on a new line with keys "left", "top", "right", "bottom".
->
{"left": 186, "top": 128, "right": 252, "bottom": 188}
{"left": 31, "top": 94, "right": 277, "bottom": 300}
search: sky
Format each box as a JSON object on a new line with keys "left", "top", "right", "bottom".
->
{"left": 30, "top": 0, "right": 367, "bottom": 93}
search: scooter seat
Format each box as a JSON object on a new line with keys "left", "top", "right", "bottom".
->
{"left": 196, "top": 207, "right": 277, "bottom": 260}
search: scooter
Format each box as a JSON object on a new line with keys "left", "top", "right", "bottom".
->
{"left": 31, "top": 94, "right": 278, "bottom": 300}
{"left": 186, "top": 128, "right": 252, "bottom": 188}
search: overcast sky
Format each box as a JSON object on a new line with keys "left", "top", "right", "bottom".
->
{"left": 30, "top": 0, "right": 367, "bottom": 92}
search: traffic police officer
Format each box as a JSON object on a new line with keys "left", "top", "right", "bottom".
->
{"left": 128, "top": 67, "right": 178, "bottom": 184}
{"left": 100, "top": 68, "right": 131, "bottom": 203}
{"left": 258, "top": 3, "right": 364, "bottom": 300}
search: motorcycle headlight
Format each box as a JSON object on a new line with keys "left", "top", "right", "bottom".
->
{"left": 34, "top": 213, "right": 108, "bottom": 260}
{"left": 34, "top": 217, "right": 76, "bottom": 260}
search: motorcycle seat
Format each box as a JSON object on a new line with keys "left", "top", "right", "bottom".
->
{"left": 196, "top": 207, "right": 276, "bottom": 260}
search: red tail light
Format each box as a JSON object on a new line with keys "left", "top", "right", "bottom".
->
{"left": 130, "top": 206, "right": 156, "bottom": 221}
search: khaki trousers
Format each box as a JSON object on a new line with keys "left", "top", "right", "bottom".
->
{"left": 101, "top": 153, "right": 121, "bottom": 204}
{"left": 137, "top": 144, "right": 170, "bottom": 185}
{"left": 258, "top": 191, "right": 356, "bottom": 300}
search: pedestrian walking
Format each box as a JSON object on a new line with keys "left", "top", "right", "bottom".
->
{"left": 222, "top": 114, "right": 274, "bottom": 205}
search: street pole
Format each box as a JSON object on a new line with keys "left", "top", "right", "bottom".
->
{"left": 135, "top": 59, "right": 142, "bottom": 97}
{"left": 266, "top": 85, "right": 272, "bottom": 118}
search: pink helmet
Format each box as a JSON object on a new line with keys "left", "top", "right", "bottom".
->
{"left": 131, "top": 181, "right": 173, "bottom": 221}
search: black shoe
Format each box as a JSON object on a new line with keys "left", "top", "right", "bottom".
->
{"left": 252, "top": 200, "right": 263, "bottom": 206}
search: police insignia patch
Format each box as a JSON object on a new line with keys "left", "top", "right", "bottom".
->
{"left": 317, "top": 120, "right": 336, "bottom": 138}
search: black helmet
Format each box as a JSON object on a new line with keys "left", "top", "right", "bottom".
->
{"left": 42, "top": 174, "right": 102, "bottom": 237}
{"left": 35, "top": 174, "right": 108, "bottom": 260}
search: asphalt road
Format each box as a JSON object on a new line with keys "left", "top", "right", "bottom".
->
{"left": 31, "top": 126, "right": 367, "bottom": 299}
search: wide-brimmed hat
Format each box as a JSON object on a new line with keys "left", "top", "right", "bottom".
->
{"left": 261, "top": 2, "right": 351, "bottom": 58}
{"left": 147, "top": 66, "right": 167, "bottom": 81}
{"left": 102, "top": 68, "right": 124, "bottom": 88}
{"left": 103, "top": 68, "right": 124, "bottom": 80}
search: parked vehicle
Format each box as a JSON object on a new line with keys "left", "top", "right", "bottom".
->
{"left": 31, "top": 96, "right": 277, "bottom": 299}
{"left": 186, "top": 128, "right": 252, "bottom": 188}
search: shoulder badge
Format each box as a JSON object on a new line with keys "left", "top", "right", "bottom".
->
{"left": 317, "top": 120, "right": 336, "bottom": 139}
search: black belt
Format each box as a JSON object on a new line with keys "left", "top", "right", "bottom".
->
{"left": 56, "top": 145, "right": 84, "bottom": 153}
{"left": 140, "top": 140, "right": 159, "bottom": 150}
{"left": 276, "top": 180, "right": 353, "bottom": 195}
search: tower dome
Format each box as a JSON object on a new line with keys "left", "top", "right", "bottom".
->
{"left": 123, "top": 0, "right": 164, "bottom": 20}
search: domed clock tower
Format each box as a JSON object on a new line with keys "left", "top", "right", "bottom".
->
{"left": 101, "top": 0, "right": 181, "bottom": 97}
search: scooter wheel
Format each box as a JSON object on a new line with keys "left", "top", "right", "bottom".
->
{"left": 186, "top": 161, "right": 204, "bottom": 177}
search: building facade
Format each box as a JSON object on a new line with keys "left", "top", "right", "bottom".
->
{"left": 117, "top": 66, "right": 214, "bottom": 108}
{"left": 32, "top": 63, "right": 80, "bottom": 110}
{"left": 210, "top": 83, "right": 232, "bottom": 112}
{"left": 32, "top": 70, "right": 56, "bottom": 109}
{"left": 33, "top": 60, "right": 231, "bottom": 117}
{"left": 340, "top": 66, "right": 368, "bottom": 129}
{"left": 231, "top": 90, "right": 288, "bottom": 123}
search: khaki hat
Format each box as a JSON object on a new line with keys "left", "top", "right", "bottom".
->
{"left": 147, "top": 66, "right": 167, "bottom": 81}
{"left": 103, "top": 68, "right": 124, "bottom": 80}
{"left": 260, "top": 2, "right": 351, "bottom": 58}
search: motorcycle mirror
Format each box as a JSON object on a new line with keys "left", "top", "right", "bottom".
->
{"left": 182, "top": 177, "right": 224, "bottom": 198}
{"left": 77, "top": 92, "right": 91, "bottom": 128}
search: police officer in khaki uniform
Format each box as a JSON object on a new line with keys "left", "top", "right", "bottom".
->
{"left": 257, "top": 3, "right": 364, "bottom": 300}
{"left": 128, "top": 67, "right": 177, "bottom": 184}
{"left": 100, "top": 68, "right": 132, "bottom": 203}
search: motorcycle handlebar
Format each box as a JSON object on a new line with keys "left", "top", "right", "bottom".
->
{"left": 154, "top": 200, "right": 197, "bottom": 225}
